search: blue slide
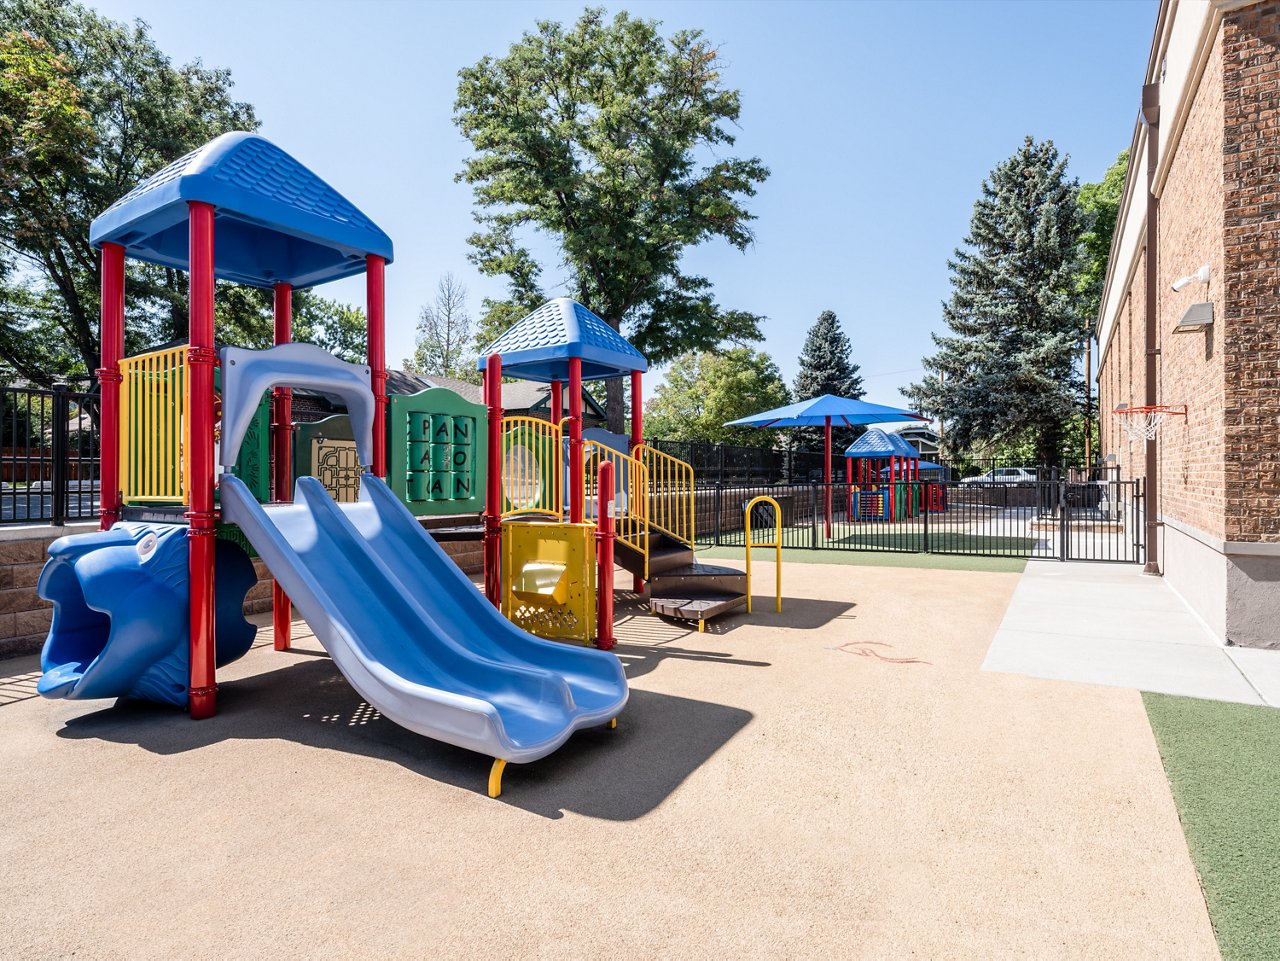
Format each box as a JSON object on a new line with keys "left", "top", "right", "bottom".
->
{"left": 37, "top": 525, "right": 257, "bottom": 706}
{"left": 219, "top": 472, "right": 628, "bottom": 765}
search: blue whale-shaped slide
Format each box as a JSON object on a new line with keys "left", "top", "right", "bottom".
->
{"left": 219, "top": 472, "right": 628, "bottom": 765}
{"left": 37, "top": 524, "right": 257, "bottom": 706}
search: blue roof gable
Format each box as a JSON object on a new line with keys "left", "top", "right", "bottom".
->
{"left": 844, "top": 427, "right": 919, "bottom": 459}
{"left": 89, "top": 132, "right": 393, "bottom": 289}
{"left": 477, "top": 298, "right": 648, "bottom": 382}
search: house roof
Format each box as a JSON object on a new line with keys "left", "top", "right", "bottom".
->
{"left": 89, "top": 132, "right": 393, "bottom": 289}
{"left": 476, "top": 298, "right": 648, "bottom": 383}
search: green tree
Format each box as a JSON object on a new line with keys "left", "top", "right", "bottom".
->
{"left": 292, "top": 293, "right": 366, "bottom": 365}
{"left": 792, "top": 309, "right": 864, "bottom": 448}
{"left": 1076, "top": 149, "right": 1127, "bottom": 464}
{"left": 0, "top": 0, "right": 258, "bottom": 383}
{"left": 406, "top": 273, "right": 477, "bottom": 382}
{"left": 644, "top": 347, "right": 790, "bottom": 446}
{"left": 455, "top": 7, "right": 769, "bottom": 431}
{"left": 904, "top": 137, "right": 1085, "bottom": 466}
{"left": 1077, "top": 150, "right": 1128, "bottom": 328}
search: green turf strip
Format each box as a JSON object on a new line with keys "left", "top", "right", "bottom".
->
{"left": 695, "top": 544, "right": 1027, "bottom": 574}
{"left": 1143, "top": 692, "right": 1280, "bottom": 959}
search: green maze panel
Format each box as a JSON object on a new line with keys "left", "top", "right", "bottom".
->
{"left": 388, "top": 388, "right": 487, "bottom": 516}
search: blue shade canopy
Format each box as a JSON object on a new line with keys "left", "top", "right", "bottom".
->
{"left": 89, "top": 132, "right": 393, "bottom": 289}
{"left": 844, "top": 427, "right": 920, "bottom": 459}
{"left": 725, "top": 394, "right": 926, "bottom": 429}
{"left": 477, "top": 298, "right": 648, "bottom": 383}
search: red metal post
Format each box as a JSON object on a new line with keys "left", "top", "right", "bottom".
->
{"left": 823, "top": 415, "right": 832, "bottom": 540}
{"left": 186, "top": 201, "right": 218, "bottom": 720}
{"left": 630, "top": 370, "right": 643, "bottom": 453}
{"left": 845, "top": 457, "right": 853, "bottom": 518}
{"left": 595, "top": 460, "right": 615, "bottom": 650}
{"left": 366, "top": 255, "right": 387, "bottom": 477}
{"left": 568, "top": 357, "right": 584, "bottom": 525}
{"left": 97, "top": 243, "right": 126, "bottom": 530}
{"left": 550, "top": 380, "right": 562, "bottom": 426}
{"left": 272, "top": 282, "right": 293, "bottom": 652}
{"left": 889, "top": 455, "right": 897, "bottom": 523}
{"left": 483, "top": 355, "right": 503, "bottom": 607}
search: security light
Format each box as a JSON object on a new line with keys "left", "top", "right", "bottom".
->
{"left": 1170, "top": 264, "right": 1210, "bottom": 292}
{"left": 1174, "top": 302, "right": 1214, "bottom": 332}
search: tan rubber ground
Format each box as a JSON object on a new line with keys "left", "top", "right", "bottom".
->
{"left": 0, "top": 561, "right": 1218, "bottom": 959}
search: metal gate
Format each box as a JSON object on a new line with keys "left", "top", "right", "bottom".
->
{"left": 706, "top": 479, "right": 1144, "bottom": 563}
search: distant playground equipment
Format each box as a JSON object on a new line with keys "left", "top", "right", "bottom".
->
{"left": 743, "top": 496, "right": 782, "bottom": 619}
{"left": 34, "top": 132, "right": 626, "bottom": 798}
{"left": 844, "top": 428, "right": 948, "bottom": 522}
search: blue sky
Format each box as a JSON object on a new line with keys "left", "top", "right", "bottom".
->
{"left": 88, "top": 0, "right": 1155, "bottom": 407}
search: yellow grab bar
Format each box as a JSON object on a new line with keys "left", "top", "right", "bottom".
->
{"left": 744, "top": 495, "right": 782, "bottom": 614}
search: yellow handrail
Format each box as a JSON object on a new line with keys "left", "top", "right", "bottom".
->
{"left": 500, "top": 416, "right": 562, "bottom": 518}
{"left": 634, "top": 444, "right": 695, "bottom": 547}
{"left": 744, "top": 495, "right": 782, "bottom": 614}
{"left": 582, "top": 440, "right": 648, "bottom": 576}
{"left": 119, "top": 345, "right": 189, "bottom": 504}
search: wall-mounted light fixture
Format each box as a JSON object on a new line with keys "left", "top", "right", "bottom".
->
{"left": 1170, "top": 264, "right": 1210, "bottom": 292}
{"left": 1174, "top": 301, "right": 1214, "bottom": 332}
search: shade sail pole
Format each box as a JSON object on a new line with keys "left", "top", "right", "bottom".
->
{"left": 824, "top": 415, "right": 832, "bottom": 540}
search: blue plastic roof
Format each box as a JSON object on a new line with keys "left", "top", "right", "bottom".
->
{"left": 476, "top": 298, "right": 648, "bottom": 383}
{"left": 89, "top": 132, "right": 393, "bottom": 289}
{"left": 844, "top": 428, "right": 920, "bottom": 459}
{"left": 725, "top": 394, "right": 926, "bottom": 429}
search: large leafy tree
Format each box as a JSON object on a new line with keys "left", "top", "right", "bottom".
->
{"left": 1075, "top": 150, "right": 1127, "bottom": 463}
{"left": 644, "top": 347, "right": 790, "bottom": 447}
{"left": 455, "top": 7, "right": 769, "bottom": 430}
{"left": 904, "top": 137, "right": 1086, "bottom": 466}
{"left": 0, "top": 0, "right": 258, "bottom": 384}
{"left": 792, "top": 309, "right": 864, "bottom": 448}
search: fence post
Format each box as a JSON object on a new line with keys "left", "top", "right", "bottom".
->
{"left": 713, "top": 483, "right": 722, "bottom": 547}
{"left": 718, "top": 443, "right": 726, "bottom": 485}
{"left": 50, "top": 385, "right": 69, "bottom": 527}
{"left": 1058, "top": 479, "right": 1069, "bottom": 562}
{"left": 922, "top": 484, "right": 930, "bottom": 553}
{"left": 810, "top": 484, "right": 818, "bottom": 549}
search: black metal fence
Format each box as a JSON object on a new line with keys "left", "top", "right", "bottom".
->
{"left": 2, "top": 385, "right": 101, "bottom": 525}
{"left": 703, "top": 479, "right": 1144, "bottom": 563}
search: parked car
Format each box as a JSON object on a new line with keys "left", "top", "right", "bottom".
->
{"left": 959, "top": 467, "right": 1038, "bottom": 485}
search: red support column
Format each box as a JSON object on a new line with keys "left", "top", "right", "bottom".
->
{"left": 568, "top": 357, "right": 584, "bottom": 525}
{"left": 366, "top": 254, "right": 387, "bottom": 477}
{"left": 845, "top": 457, "right": 853, "bottom": 519}
{"left": 272, "top": 282, "right": 293, "bottom": 652}
{"left": 186, "top": 201, "right": 218, "bottom": 720}
{"left": 889, "top": 455, "right": 897, "bottom": 523}
{"left": 630, "top": 370, "right": 643, "bottom": 453}
{"left": 823, "top": 415, "right": 832, "bottom": 540}
{"left": 550, "top": 380, "right": 562, "bottom": 426}
{"left": 97, "top": 243, "right": 125, "bottom": 530}
{"left": 595, "top": 460, "right": 615, "bottom": 650}
{"left": 483, "top": 355, "right": 503, "bottom": 607}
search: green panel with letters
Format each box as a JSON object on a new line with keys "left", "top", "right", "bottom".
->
{"left": 387, "top": 388, "right": 487, "bottom": 516}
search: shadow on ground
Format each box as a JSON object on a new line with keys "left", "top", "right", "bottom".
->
{"left": 55, "top": 656, "right": 753, "bottom": 821}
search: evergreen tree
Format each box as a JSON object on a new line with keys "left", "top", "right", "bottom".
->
{"left": 904, "top": 137, "right": 1085, "bottom": 466}
{"left": 792, "top": 310, "right": 864, "bottom": 447}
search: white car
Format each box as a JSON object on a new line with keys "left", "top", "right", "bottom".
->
{"left": 960, "top": 467, "right": 1039, "bottom": 485}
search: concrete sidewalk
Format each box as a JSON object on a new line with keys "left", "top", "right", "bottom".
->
{"left": 983, "top": 561, "right": 1280, "bottom": 705}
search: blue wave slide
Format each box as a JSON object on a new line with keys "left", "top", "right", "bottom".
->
{"left": 219, "top": 472, "right": 628, "bottom": 764}
{"left": 37, "top": 525, "right": 257, "bottom": 706}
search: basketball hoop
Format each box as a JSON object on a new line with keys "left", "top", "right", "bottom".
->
{"left": 1113, "top": 404, "right": 1187, "bottom": 441}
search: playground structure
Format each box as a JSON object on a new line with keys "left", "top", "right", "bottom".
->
{"left": 844, "top": 427, "right": 948, "bottom": 521}
{"left": 477, "top": 300, "right": 752, "bottom": 634}
{"left": 34, "top": 132, "right": 627, "bottom": 797}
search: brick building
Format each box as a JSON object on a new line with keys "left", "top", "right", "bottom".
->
{"left": 1097, "top": 0, "right": 1280, "bottom": 647}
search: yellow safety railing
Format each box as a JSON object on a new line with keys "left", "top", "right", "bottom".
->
{"left": 635, "top": 444, "right": 695, "bottom": 547}
{"left": 119, "top": 345, "right": 189, "bottom": 504}
{"left": 583, "top": 440, "right": 649, "bottom": 575}
{"left": 500, "top": 416, "right": 563, "bottom": 518}
{"left": 744, "top": 495, "right": 782, "bottom": 614}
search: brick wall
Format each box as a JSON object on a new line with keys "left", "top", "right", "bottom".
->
{"left": 1222, "top": 4, "right": 1280, "bottom": 543}
{"left": 1099, "top": 24, "right": 1229, "bottom": 542}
